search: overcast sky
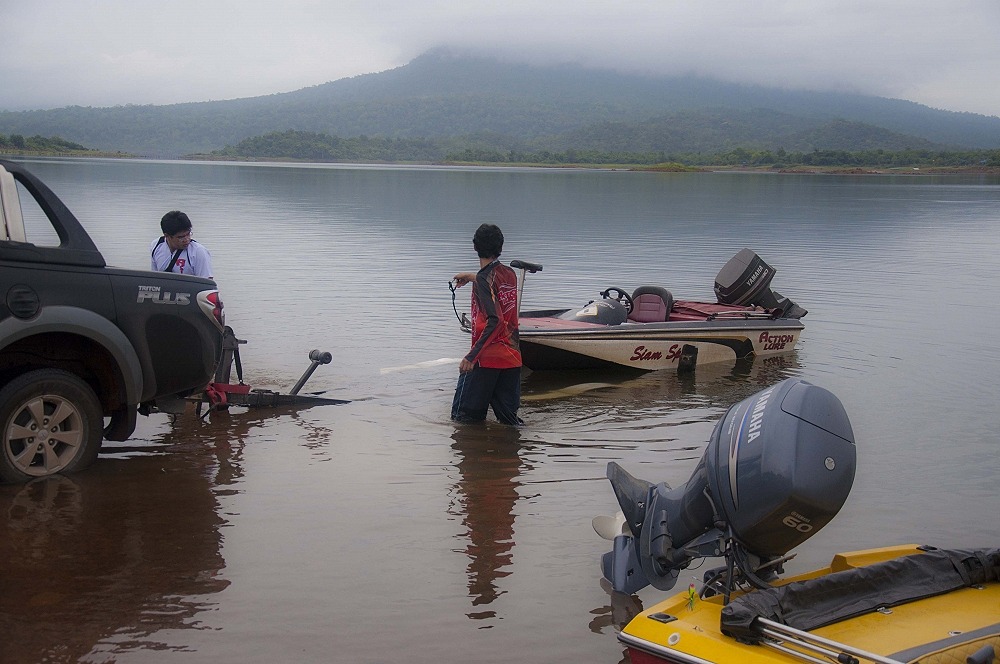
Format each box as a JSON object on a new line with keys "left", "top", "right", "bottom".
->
{"left": 2, "top": 1, "right": 998, "bottom": 116}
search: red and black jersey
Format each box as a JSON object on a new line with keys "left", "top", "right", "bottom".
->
{"left": 465, "top": 260, "right": 521, "bottom": 369}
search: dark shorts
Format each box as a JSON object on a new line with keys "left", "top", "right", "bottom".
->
{"left": 451, "top": 366, "right": 523, "bottom": 425}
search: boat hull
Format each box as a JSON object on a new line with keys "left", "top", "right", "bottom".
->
{"left": 518, "top": 316, "right": 803, "bottom": 372}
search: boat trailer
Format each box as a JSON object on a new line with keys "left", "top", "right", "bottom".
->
{"left": 195, "top": 327, "right": 350, "bottom": 416}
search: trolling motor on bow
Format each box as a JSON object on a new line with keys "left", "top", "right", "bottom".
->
{"left": 596, "top": 378, "right": 855, "bottom": 599}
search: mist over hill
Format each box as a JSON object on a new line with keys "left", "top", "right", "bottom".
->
{"left": 1, "top": 49, "right": 997, "bottom": 158}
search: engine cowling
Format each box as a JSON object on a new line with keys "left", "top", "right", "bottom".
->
{"left": 715, "top": 248, "right": 808, "bottom": 319}
{"left": 604, "top": 378, "right": 856, "bottom": 592}
{"left": 705, "top": 378, "right": 856, "bottom": 556}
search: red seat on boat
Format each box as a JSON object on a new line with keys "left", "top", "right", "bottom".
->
{"left": 628, "top": 286, "right": 674, "bottom": 323}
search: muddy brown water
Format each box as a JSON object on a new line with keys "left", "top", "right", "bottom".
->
{"left": 2, "top": 159, "right": 999, "bottom": 663}
{"left": 2, "top": 363, "right": 794, "bottom": 663}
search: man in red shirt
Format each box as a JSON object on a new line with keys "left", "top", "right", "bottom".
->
{"left": 451, "top": 224, "right": 523, "bottom": 425}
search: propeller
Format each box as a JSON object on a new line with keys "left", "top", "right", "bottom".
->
{"left": 592, "top": 511, "right": 630, "bottom": 540}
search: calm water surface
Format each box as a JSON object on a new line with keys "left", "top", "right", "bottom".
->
{"left": 2, "top": 158, "right": 1000, "bottom": 663}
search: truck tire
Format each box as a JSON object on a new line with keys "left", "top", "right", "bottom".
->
{"left": 0, "top": 368, "right": 104, "bottom": 483}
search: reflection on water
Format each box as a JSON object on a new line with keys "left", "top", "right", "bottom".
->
{"left": 589, "top": 580, "right": 645, "bottom": 664}
{"left": 0, "top": 400, "right": 351, "bottom": 663}
{"left": 518, "top": 354, "right": 802, "bottom": 462}
{"left": 2, "top": 452, "right": 230, "bottom": 662}
{"left": 449, "top": 424, "right": 529, "bottom": 622}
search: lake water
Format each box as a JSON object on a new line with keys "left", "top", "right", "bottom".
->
{"left": 2, "top": 158, "right": 999, "bottom": 663}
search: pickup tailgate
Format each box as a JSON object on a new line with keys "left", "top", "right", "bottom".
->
{"left": 106, "top": 267, "right": 223, "bottom": 400}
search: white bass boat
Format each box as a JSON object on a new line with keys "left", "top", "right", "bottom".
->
{"left": 509, "top": 249, "right": 807, "bottom": 372}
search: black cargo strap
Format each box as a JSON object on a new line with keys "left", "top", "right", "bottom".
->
{"left": 233, "top": 337, "right": 244, "bottom": 383}
{"left": 153, "top": 236, "right": 183, "bottom": 273}
{"left": 164, "top": 248, "right": 182, "bottom": 272}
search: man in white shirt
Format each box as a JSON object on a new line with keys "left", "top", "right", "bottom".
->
{"left": 150, "top": 210, "right": 214, "bottom": 279}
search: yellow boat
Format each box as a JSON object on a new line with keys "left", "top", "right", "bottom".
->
{"left": 595, "top": 378, "right": 999, "bottom": 664}
{"left": 619, "top": 544, "right": 1000, "bottom": 664}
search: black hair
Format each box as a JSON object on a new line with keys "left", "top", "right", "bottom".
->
{"left": 160, "top": 210, "right": 192, "bottom": 236}
{"left": 473, "top": 223, "right": 504, "bottom": 259}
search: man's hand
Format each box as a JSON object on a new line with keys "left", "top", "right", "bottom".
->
{"left": 459, "top": 358, "right": 475, "bottom": 373}
{"left": 453, "top": 272, "right": 476, "bottom": 288}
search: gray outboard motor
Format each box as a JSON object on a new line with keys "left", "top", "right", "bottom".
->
{"left": 601, "top": 378, "right": 855, "bottom": 596}
{"left": 715, "top": 248, "right": 808, "bottom": 319}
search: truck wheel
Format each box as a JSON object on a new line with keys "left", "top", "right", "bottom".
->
{"left": 0, "top": 369, "right": 104, "bottom": 483}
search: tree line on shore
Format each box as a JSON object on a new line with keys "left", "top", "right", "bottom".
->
{"left": 5, "top": 130, "right": 999, "bottom": 170}
{"left": 444, "top": 145, "right": 1000, "bottom": 168}
{"left": 213, "top": 130, "right": 1000, "bottom": 169}
{"left": 0, "top": 133, "right": 95, "bottom": 154}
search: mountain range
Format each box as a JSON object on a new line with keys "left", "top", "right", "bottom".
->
{"left": 1, "top": 48, "right": 998, "bottom": 158}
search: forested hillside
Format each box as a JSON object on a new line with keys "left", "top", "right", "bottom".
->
{"left": 0, "top": 133, "right": 91, "bottom": 153}
{"left": 207, "top": 128, "right": 1000, "bottom": 170}
{"left": 1, "top": 49, "right": 998, "bottom": 157}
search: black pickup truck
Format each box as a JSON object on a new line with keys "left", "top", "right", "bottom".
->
{"left": 0, "top": 159, "right": 224, "bottom": 482}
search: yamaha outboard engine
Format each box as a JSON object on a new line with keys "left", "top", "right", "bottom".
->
{"left": 600, "top": 378, "right": 855, "bottom": 596}
{"left": 715, "top": 249, "right": 808, "bottom": 319}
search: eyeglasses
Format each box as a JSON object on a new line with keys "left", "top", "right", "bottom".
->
{"left": 172, "top": 231, "right": 192, "bottom": 240}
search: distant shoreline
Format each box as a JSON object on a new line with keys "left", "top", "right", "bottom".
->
{"left": 0, "top": 149, "right": 134, "bottom": 160}
{"left": 185, "top": 154, "right": 1000, "bottom": 175}
{"left": 4, "top": 150, "right": 1000, "bottom": 175}
{"left": 690, "top": 164, "right": 1000, "bottom": 175}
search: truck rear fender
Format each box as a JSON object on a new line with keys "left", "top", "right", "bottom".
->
{"left": 0, "top": 305, "right": 144, "bottom": 404}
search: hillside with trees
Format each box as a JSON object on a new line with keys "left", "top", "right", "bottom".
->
{"left": 2, "top": 49, "right": 999, "bottom": 158}
{"left": 209, "top": 130, "right": 445, "bottom": 162}
{"left": 0, "top": 133, "right": 98, "bottom": 154}
{"left": 206, "top": 128, "right": 1000, "bottom": 171}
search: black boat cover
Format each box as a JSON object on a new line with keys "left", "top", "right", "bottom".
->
{"left": 720, "top": 547, "right": 1000, "bottom": 643}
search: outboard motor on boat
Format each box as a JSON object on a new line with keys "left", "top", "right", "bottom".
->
{"left": 558, "top": 298, "right": 628, "bottom": 325}
{"left": 599, "top": 378, "right": 856, "bottom": 596}
{"left": 715, "top": 248, "right": 808, "bottom": 319}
